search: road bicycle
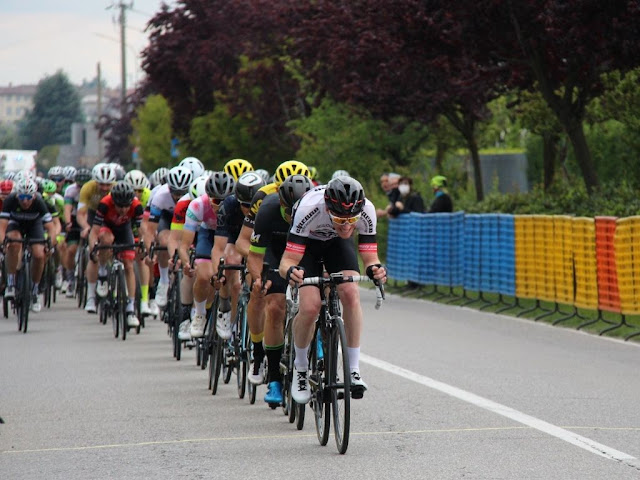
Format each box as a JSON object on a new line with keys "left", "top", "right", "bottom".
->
{"left": 2, "top": 238, "right": 48, "bottom": 333}
{"left": 205, "top": 258, "right": 252, "bottom": 397}
{"left": 281, "top": 283, "right": 305, "bottom": 428}
{"left": 292, "top": 272, "right": 384, "bottom": 454}
{"left": 91, "top": 241, "right": 145, "bottom": 341}
{"left": 74, "top": 235, "right": 89, "bottom": 308}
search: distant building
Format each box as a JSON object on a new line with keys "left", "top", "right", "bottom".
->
{"left": 0, "top": 84, "right": 37, "bottom": 124}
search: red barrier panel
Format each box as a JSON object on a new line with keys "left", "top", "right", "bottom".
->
{"left": 595, "top": 216, "right": 620, "bottom": 312}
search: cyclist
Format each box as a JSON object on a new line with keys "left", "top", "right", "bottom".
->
{"left": 41, "top": 179, "right": 65, "bottom": 289}
{"left": 48, "top": 166, "right": 66, "bottom": 195}
{"left": 86, "top": 181, "right": 145, "bottom": 326}
{"left": 308, "top": 166, "right": 319, "bottom": 186}
{"left": 0, "top": 176, "right": 57, "bottom": 312}
{"left": 248, "top": 174, "right": 312, "bottom": 404}
{"left": 279, "top": 176, "right": 387, "bottom": 403}
{"left": 181, "top": 172, "right": 235, "bottom": 338}
{"left": 143, "top": 166, "right": 193, "bottom": 308}
{"left": 235, "top": 161, "right": 310, "bottom": 383}
{"left": 331, "top": 169, "right": 350, "bottom": 180}
{"left": 0, "top": 179, "right": 14, "bottom": 210}
{"left": 62, "top": 167, "right": 92, "bottom": 297}
{"left": 210, "top": 171, "right": 265, "bottom": 340}
{"left": 124, "top": 170, "right": 155, "bottom": 316}
{"left": 171, "top": 175, "right": 208, "bottom": 341}
{"left": 77, "top": 163, "right": 117, "bottom": 240}
{"left": 62, "top": 166, "right": 77, "bottom": 194}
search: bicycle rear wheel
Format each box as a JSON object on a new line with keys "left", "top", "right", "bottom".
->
{"left": 310, "top": 327, "right": 329, "bottom": 445}
{"left": 76, "top": 244, "right": 87, "bottom": 308}
{"left": 330, "top": 317, "right": 351, "bottom": 454}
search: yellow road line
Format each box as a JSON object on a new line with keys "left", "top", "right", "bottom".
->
{"left": 5, "top": 425, "right": 638, "bottom": 455}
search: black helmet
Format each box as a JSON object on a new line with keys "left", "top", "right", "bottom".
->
{"left": 324, "top": 176, "right": 365, "bottom": 216}
{"left": 279, "top": 174, "right": 312, "bottom": 209}
{"left": 111, "top": 181, "right": 135, "bottom": 207}
{"left": 205, "top": 171, "right": 235, "bottom": 200}
{"left": 235, "top": 171, "right": 265, "bottom": 204}
{"left": 75, "top": 167, "right": 92, "bottom": 184}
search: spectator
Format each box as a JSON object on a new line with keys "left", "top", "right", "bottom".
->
{"left": 388, "top": 176, "right": 425, "bottom": 217}
{"left": 376, "top": 172, "right": 402, "bottom": 218}
{"left": 428, "top": 175, "right": 453, "bottom": 213}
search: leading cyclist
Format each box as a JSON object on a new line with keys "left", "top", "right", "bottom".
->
{"left": 279, "top": 176, "right": 387, "bottom": 404}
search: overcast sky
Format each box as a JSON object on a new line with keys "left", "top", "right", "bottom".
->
{"left": 0, "top": 1, "right": 176, "bottom": 89}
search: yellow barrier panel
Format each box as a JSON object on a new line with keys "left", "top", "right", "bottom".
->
{"left": 572, "top": 217, "right": 598, "bottom": 310}
{"left": 615, "top": 216, "right": 640, "bottom": 315}
{"left": 534, "top": 215, "right": 556, "bottom": 302}
{"left": 515, "top": 216, "right": 536, "bottom": 299}
{"left": 553, "top": 216, "right": 574, "bottom": 305}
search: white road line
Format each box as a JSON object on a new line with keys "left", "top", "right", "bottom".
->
{"left": 360, "top": 353, "right": 640, "bottom": 468}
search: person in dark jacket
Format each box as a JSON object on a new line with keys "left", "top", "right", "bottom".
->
{"left": 388, "top": 176, "right": 424, "bottom": 217}
{"left": 428, "top": 175, "right": 453, "bottom": 213}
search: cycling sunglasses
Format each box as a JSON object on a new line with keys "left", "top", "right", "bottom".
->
{"left": 329, "top": 212, "right": 361, "bottom": 225}
{"left": 18, "top": 193, "right": 34, "bottom": 201}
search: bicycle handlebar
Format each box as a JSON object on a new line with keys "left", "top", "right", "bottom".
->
{"left": 290, "top": 272, "right": 385, "bottom": 310}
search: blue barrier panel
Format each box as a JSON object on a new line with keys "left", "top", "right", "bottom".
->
{"left": 406, "top": 213, "right": 422, "bottom": 283}
{"left": 451, "top": 212, "right": 465, "bottom": 286}
{"left": 497, "top": 214, "right": 516, "bottom": 296}
{"left": 433, "top": 213, "right": 452, "bottom": 285}
{"left": 464, "top": 214, "right": 482, "bottom": 291}
{"left": 479, "top": 214, "right": 500, "bottom": 293}
{"left": 387, "top": 216, "right": 409, "bottom": 281}
{"left": 415, "top": 213, "right": 433, "bottom": 284}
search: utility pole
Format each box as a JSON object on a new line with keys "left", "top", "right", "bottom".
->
{"left": 97, "top": 62, "right": 103, "bottom": 162}
{"left": 108, "top": 1, "right": 132, "bottom": 118}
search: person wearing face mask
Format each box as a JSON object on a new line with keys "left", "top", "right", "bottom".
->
{"left": 388, "top": 176, "right": 424, "bottom": 218}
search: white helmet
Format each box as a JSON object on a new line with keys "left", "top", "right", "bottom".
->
{"left": 331, "top": 169, "right": 350, "bottom": 180}
{"left": 178, "top": 157, "right": 205, "bottom": 178}
{"left": 92, "top": 163, "right": 116, "bottom": 184}
{"left": 62, "top": 165, "right": 77, "bottom": 181}
{"left": 14, "top": 170, "right": 35, "bottom": 183}
{"left": 124, "top": 170, "right": 150, "bottom": 190}
{"left": 167, "top": 166, "right": 193, "bottom": 194}
{"left": 150, "top": 167, "right": 169, "bottom": 188}
{"left": 189, "top": 175, "right": 208, "bottom": 200}
{"left": 254, "top": 169, "right": 270, "bottom": 183}
{"left": 15, "top": 176, "right": 38, "bottom": 196}
{"left": 48, "top": 166, "right": 64, "bottom": 179}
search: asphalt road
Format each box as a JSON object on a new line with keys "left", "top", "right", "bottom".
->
{"left": 1, "top": 290, "right": 639, "bottom": 479}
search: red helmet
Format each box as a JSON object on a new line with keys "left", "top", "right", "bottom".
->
{"left": 0, "top": 179, "right": 14, "bottom": 195}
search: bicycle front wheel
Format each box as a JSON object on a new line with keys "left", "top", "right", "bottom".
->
{"left": 236, "top": 302, "right": 248, "bottom": 399}
{"left": 20, "top": 261, "right": 31, "bottom": 334}
{"left": 310, "top": 327, "right": 329, "bottom": 445}
{"left": 210, "top": 331, "right": 223, "bottom": 395}
{"left": 330, "top": 317, "right": 351, "bottom": 454}
{"left": 117, "top": 269, "right": 128, "bottom": 341}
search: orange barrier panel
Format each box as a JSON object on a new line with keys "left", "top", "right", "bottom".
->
{"left": 595, "top": 216, "right": 620, "bottom": 313}
{"left": 572, "top": 218, "right": 599, "bottom": 310}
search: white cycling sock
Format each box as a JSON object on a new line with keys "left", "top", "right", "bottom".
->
{"left": 88, "top": 282, "right": 97, "bottom": 298}
{"left": 98, "top": 265, "right": 107, "bottom": 277}
{"left": 127, "top": 297, "right": 135, "bottom": 312}
{"left": 159, "top": 266, "right": 169, "bottom": 283}
{"left": 294, "top": 344, "right": 309, "bottom": 371}
{"left": 194, "top": 299, "right": 206, "bottom": 315}
{"left": 347, "top": 347, "right": 360, "bottom": 371}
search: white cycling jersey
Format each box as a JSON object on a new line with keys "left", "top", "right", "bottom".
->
{"left": 289, "top": 186, "right": 376, "bottom": 242}
{"left": 149, "top": 184, "right": 177, "bottom": 216}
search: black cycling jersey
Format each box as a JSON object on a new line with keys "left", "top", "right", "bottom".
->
{"left": 249, "top": 193, "right": 289, "bottom": 259}
{"left": 215, "top": 195, "right": 244, "bottom": 243}
{"left": 0, "top": 192, "right": 53, "bottom": 224}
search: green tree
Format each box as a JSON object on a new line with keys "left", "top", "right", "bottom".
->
{"left": 188, "top": 103, "right": 288, "bottom": 172}
{"left": 0, "top": 123, "right": 21, "bottom": 149}
{"left": 21, "top": 70, "right": 83, "bottom": 150}
{"left": 130, "top": 94, "right": 173, "bottom": 172}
